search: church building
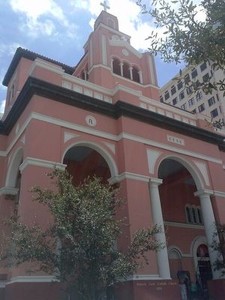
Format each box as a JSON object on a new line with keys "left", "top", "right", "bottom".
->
{"left": 0, "top": 5, "right": 225, "bottom": 300}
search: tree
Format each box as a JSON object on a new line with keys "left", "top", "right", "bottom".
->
{"left": 137, "top": 0, "right": 225, "bottom": 127}
{"left": 211, "top": 224, "right": 225, "bottom": 276}
{"left": 3, "top": 169, "right": 161, "bottom": 300}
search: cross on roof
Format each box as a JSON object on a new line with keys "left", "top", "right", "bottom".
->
{"left": 100, "top": 0, "right": 110, "bottom": 12}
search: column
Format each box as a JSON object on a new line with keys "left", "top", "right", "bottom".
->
{"left": 120, "top": 63, "right": 123, "bottom": 77}
{"left": 138, "top": 71, "right": 143, "bottom": 84}
{"left": 195, "top": 190, "right": 221, "bottom": 279}
{"left": 129, "top": 67, "right": 133, "bottom": 80}
{"left": 149, "top": 178, "right": 170, "bottom": 279}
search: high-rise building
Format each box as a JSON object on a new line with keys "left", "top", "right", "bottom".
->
{"left": 160, "top": 62, "right": 225, "bottom": 130}
{"left": 0, "top": 8, "right": 225, "bottom": 300}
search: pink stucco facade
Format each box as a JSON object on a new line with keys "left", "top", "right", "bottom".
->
{"left": 0, "top": 10, "right": 225, "bottom": 300}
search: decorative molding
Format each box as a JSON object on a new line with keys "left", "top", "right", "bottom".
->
{"left": 164, "top": 221, "right": 204, "bottom": 230}
{"left": 0, "top": 187, "right": 18, "bottom": 196}
{"left": 85, "top": 115, "right": 97, "bottom": 127}
{"left": 213, "top": 190, "right": 225, "bottom": 198}
{"left": 64, "top": 132, "right": 79, "bottom": 143}
{"left": 127, "top": 274, "right": 162, "bottom": 281}
{"left": 103, "top": 142, "right": 116, "bottom": 154}
{"left": 6, "top": 276, "right": 58, "bottom": 285}
{"left": 167, "top": 135, "right": 185, "bottom": 146}
{"left": 193, "top": 160, "right": 210, "bottom": 186}
{"left": 109, "top": 172, "right": 149, "bottom": 184}
{"left": 19, "top": 157, "right": 67, "bottom": 172}
{"left": 147, "top": 149, "right": 161, "bottom": 174}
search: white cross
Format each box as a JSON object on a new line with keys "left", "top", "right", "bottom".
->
{"left": 100, "top": 0, "right": 110, "bottom": 12}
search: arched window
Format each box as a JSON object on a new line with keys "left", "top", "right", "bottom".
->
{"left": 123, "top": 62, "right": 130, "bottom": 79}
{"left": 112, "top": 58, "right": 121, "bottom": 75}
{"left": 185, "top": 205, "right": 203, "bottom": 225}
{"left": 132, "top": 66, "right": 140, "bottom": 83}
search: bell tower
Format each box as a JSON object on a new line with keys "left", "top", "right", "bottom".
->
{"left": 73, "top": 5, "right": 159, "bottom": 103}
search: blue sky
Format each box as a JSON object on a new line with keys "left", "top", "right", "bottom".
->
{"left": 0, "top": 0, "right": 185, "bottom": 114}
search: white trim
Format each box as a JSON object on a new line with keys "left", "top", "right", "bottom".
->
{"left": 127, "top": 274, "right": 161, "bottom": 281}
{"left": 164, "top": 221, "right": 204, "bottom": 230}
{"left": 6, "top": 276, "right": 58, "bottom": 285}
{"left": 213, "top": 190, "right": 225, "bottom": 198}
{"left": 0, "top": 187, "right": 18, "bottom": 196}
{"left": 2, "top": 112, "right": 224, "bottom": 173}
{"left": 112, "top": 172, "right": 149, "bottom": 183}
{"left": 120, "top": 132, "right": 222, "bottom": 165}
{"left": 29, "top": 58, "right": 64, "bottom": 77}
{"left": 0, "top": 151, "right": 6, "bottom": 157}
{"left": 19, "top": 157, "right": 67, "bottom": 172}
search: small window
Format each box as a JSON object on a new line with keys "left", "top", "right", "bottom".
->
{"left": 172, "top": 97, "right": 177, "bottom": 105}
{"left": 177, "top": 80, "right": 183, "bottom": 90}
{"left": 181, "top": 103, "right": 186, "bottom": 110}
{"left": 171, "top": 85, "right": 176, "bottom": 95}
{"left": 211, "top": 108, "right": 218, "bottom": 118}
{"left": 192, "top": 109, "right": 196, "bottom": 114}
{"left": 132, "top": 67, "right": 140, "bottom": 83}
{"left": 186, "top": 86, "right": 193, "bottom": 95}
{"left": 185, "top": 205, "right": 203, "bottom": 225}
{"left": 208, "top": 96, "right": 216, "bottom": 107}
{"left": 203, "top": 73, "right": 210, "bottom": 82}
{"left": 198, "top": 103, "right": 205, "bottom": 112}
{"left": 188, "top": 97, "right": 194, "bottom": 107}
{"left": 160, "top": 96, "right": 163, "bottom": 103}
{"left": 123, "top": 62, "right": 130, "bottom": 79}
{"left": 191, "top": 68, "right": 198, "bottom": 79}
{"left": 200, "top": 62, "right": 207, "bottom": 72}
{"left": 165, "top": 90, "right": 170, "bottom": 100}
{"left": 179, "top": 90, "right": 185, "bottom": 100}
{"left": 112, "top": 58, "right": 121, "bottom": 75}
{"left": 184, "top": 74, "right": 190, "bottom": 84}
{"left": 196, "top": 91, "right": 202, "bottom": 101}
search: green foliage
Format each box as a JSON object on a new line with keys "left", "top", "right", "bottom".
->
{"left": 137, "top": 0, "right": 225, "bottom": 67}
{"left": 4, "top": 169, "right": 161, "bottom": 300}
{"left": 136, "top": 0, "right": 225, "bottom": 127}
{"left": 211, "top": 224, "right": 225, "bottom": 276}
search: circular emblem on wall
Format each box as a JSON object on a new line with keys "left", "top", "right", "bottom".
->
{"left": 122, "top": 49, "right": 129, "bottom": 56}
{"left": 85, "top": 115, "right": 97, "bottom": 127}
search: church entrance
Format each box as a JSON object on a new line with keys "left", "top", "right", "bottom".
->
{"left": 63, "top": 145, "right": 111, "bottom": 185}
{"left": 158, "top": 158, "right": 211, "bottom": 292}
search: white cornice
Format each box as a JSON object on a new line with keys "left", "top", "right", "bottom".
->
{"left": 109, "top": 172, "right": 149, "bottom": 184}
{"left": 6, "top": 276, "right": 58, "bottom": 285}
{"left": 164, "top": 221, "right": 204, "bottom": 229}
{"left": 0, "top": 187, "right": 18, "bottom": 196}
{"left": 19, "top": 157, "right": 67, "bottom": 172}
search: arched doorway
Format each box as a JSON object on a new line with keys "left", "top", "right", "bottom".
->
{"left": 158, "top": 158, "right": 208, "bottom": 284}
{"left": 63, "top": 145, "right": 112, "bottom": 185}
{"left": 196, "top": 244, "right": 212, "bottom": 295}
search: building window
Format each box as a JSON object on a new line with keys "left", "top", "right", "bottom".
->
{"left": 196, "top": 91, "right": 202, "bottom": 101}
{"left": 112, "top": 58, "right": 121, "bottom": 75}
{"left": 184, "top": 74, "right": 190, "bottom": 84}
{"left": 179, "top": 90, "right": 185, "bottom": 100}
{"left": 203, "top": 73, "right": 210, "bottom": 82}
{"left": 211, "top": 108, "right": 218, "bottom": 118}
{"left": 123, "top": 62, "right": 130, "bottom": 79}
{"left": 171, "top": 85, "right": 176, "bottom": 95}
{"left": 208, "top": 96, "right": 216, "bottom": 107}
{"left": 177, "top": 80, "right": 183, "bottom": 90}
{"left": 192, "top": 109, "right": 196, "bottom": 114}
{"left": 188, "top": 97, "right": 194, "bottom": 107}
{"left": 191, "top": 68, "right": 198, "bottom": 79}
{"left": 200, "top": 62, "right": 207, "bottom": 72}
{"left": 132, "top": 67, "right": 140, "bottom": 83}
{"left": 181, "top": 103, "right": 186, "bottom": 110}
{"left": 165, "top": 90, "right": 170, "bottom": 100}
{"left": 186, "top": 86, "right": 193, "bottom": 95}
{"left": 185, "top": 205, "right": 203, "bottom": 224}
{"left": 198, "top": 103, "right": 205, "bottom": 112}
{"left": 160, "top": 96, "right": 163, "bottom": 103}
{"left": 172, "top": 97, "right": 177, "bottom": 105}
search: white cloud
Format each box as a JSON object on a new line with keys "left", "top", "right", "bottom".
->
{"left": 9, "top": 0, "right": 73, "bottom": 38}
{"left": 0, "top": 100, "right": 6, "bottom": 114}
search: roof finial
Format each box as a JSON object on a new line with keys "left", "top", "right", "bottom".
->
{"left": 100, "top": 0, "right": 110, "bottom": 12}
